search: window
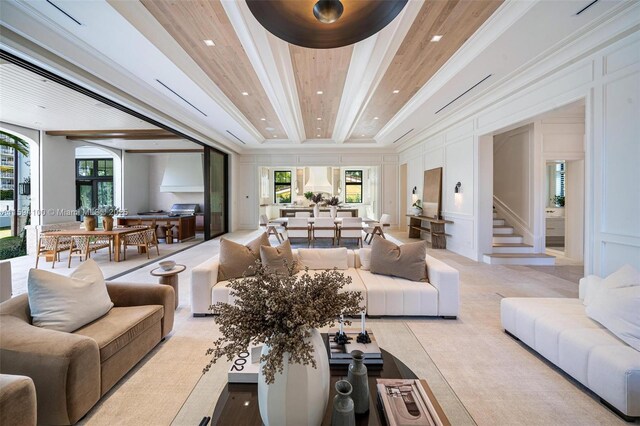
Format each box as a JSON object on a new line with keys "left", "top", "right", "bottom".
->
{"left": 76, "top": 159, "right": 113, "bottom": 178}
{"left": 274, "top": 170, "right": 292, "bottom": 203}
{"left": 76, "top": 158, "right": 114, "bottom": 210}
{"left": 555, "top": 162, "right": 565, "bottom": 197}
{"left": 344, "top": 170, "right": 363, "bottom": 203}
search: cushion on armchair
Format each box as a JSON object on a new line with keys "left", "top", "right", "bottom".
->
{"left": 218, "top": 233, "right": 270, "bottom": 281}
{"left": 27, "top": 259, "right": 113, "bottom": 332}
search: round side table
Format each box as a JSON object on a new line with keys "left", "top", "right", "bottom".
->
{"left": 150, "top": 264, "right": 186, "bottom": 309}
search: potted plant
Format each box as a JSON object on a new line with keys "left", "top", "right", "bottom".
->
{"left": 551, "top": 195, "right": 565, "bottom": 207}
{"left": 205, "top": 263, "right": 362, "bottom": 425}
{"left": 78, "top": 207, "right": 97, "bottom": 231}
{"left": 326, "top": 196, "right": 340, "bottom": 218}
{"left": 311, "top": 193, "right": 324, "bottom": 217}
{"left": 97, "top": 205, "right": 119, "bottom": 231}
{"left": 410, "top": 199, "right": 423, "bottom": 216}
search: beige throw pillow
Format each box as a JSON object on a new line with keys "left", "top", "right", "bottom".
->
{"left": 218, "top": 233, "right": 271, "bottom": 281}
{"left": 370, "top": 237, "right": 428, "bottom": 282}
{"left": 297, "top": 247, "right": 348, "bottom": 270}
{"left": 260, "top": 239, "right": 295, "bottom": 275}
{"left": 28, "top": 259, "right": 114, "bottom": 332}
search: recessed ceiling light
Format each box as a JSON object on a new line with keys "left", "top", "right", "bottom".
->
{"left": 317, "top": 91, "right": 323, "bottom": 95}
{"left": 241, "top": 92, "right": 249, "bottom": 96}
{"left": 431, "top": 35, "right": 443, "bottom": 42}
{"left": 373, "top": 116, "right": 379, "bottom": 120}
{"left": 317, "top": 127, "right": 321, "bottom": 130}
{"left": 273, "top": 134, "right": 277, "bottom": 137}
{"left": 317, "top": 117, "right": 322, "bottom": 121}
{"left": 203, "top": 39, "right": 215, "bottom": 46}
{"left": 392, "top": 90, "right": 400, "bottom": 94}
{"left": 361, "top": 134, "right": 365, "bottom": 137}
{"left": 317, "top": 134, "right": 321, "bottom": 137}
{"left": 260, "top": 118, "right": 266, "bottom": 121}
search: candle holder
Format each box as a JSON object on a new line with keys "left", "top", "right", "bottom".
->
{"left": 334, "top": 314, "right": 350, "bottom": 345}
{"left": 356, "top": 312, "right": 371, "bottom": 343}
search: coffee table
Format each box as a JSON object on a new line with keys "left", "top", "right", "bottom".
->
{"left": 172, "top": 321, "right": 475, "bottom": 425}
{"left": 208, "top": 345, "right": 443, "bottom": 425}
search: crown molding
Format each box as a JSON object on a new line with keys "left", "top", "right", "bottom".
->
{"left": 332, "top": 0, "right": 423, "bottom": 143}
{"left": 224, "top": 0, "right": 306, "bottom": 143}
{"left": 396, "top": 1, "right": 639, "bottom": 153}
{"left": 376, "top": 0, "right": 537, "bottom": 145}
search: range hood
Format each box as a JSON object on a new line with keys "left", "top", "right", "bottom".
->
{"left": 305, "top": 167, "right": 333, "bottom": 194}
{"left": 160, "top": 153, "right": 204, "bottom": 193}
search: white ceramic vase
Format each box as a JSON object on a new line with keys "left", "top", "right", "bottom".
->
{"left": 330, "top": 205, "right": 337, "bottom": 218}
{"left": 313, "top": 204, "right": 320, "bottom": 218}
{"left": 258, "top": 328, "right": 330, "bottom": 426}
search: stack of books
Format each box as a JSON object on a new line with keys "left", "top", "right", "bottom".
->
{"left": 326, "top": 328, "right": 383, "bottom": 365}
{"left": 376, "top": 379, "right": 450, "bottom": 426}
{"left": 227, "top": 344, "right": 263, "bottom": 384}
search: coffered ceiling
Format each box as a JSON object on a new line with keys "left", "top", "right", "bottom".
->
{"left": 0, "top": 0, "right": 633, "bottom": 152}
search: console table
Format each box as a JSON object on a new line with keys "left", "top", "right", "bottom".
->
{"left": 407, "top": 215, "right": 453, "bottom": 249}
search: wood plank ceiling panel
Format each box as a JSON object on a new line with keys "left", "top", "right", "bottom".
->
{"left": 289, "top": 45, "right": 353, "bottom": 140}
{"left": 141, "top": 0, "right": 286, "bottom": 140}
{"left": 351, "top": 0, "right": 503, "bottom": 139}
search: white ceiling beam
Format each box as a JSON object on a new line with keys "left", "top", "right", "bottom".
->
{"left": 332, "top": 0, "right": 424, "bottom": 143}
{"left": 222, "top": 1, "right": 306, "bottom": 143}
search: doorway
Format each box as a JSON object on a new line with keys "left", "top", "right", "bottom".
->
{"left": 400, "top": 163, "right": 407, "bottom": 230}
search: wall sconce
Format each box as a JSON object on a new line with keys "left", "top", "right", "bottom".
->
{"left": 412, "top": 186, "right": 417, "bottom": 194}
{"left": 454, "top": 182, "right": 462, "bottom": 193}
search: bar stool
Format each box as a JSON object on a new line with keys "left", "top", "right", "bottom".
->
{"left": 165, "top": 223, "right": 175, "bottom": 244}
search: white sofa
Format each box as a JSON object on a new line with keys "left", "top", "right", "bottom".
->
{"left": 500, "top": 278, "right": 640, "bottom": 420}
{"left": 191, "top": 247, "right": 459, "bottom": 318}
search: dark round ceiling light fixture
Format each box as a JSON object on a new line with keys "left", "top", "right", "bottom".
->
{"left": 246, "top": 0, "right": 408, "bottom": 49}
{"left": 313, "top": 0, "right": 344, "bottom": 24}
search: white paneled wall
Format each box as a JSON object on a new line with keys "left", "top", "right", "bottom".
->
{"left": 400, "top": 25, "right": 640, "bottom": 274}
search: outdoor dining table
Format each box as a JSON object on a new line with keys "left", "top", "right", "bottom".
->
{"left": 45, "top": 227, "right": 149, "bottom": 262}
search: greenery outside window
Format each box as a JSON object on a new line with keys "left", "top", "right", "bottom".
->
{"left": 345, "top": 170, "right": 363, "bottom": 203}
{"left": 274, "top": 170, "right": 292, "bottom": 204}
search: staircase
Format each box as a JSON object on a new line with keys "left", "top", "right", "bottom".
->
{"left": 483, "top": 210, "right": 555, "bottom": 265}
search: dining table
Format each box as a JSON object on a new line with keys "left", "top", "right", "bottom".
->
{"left": 268, "top": 217, "right": 387, "bottom": 241}
{"left": 45, "top": 227, "right": 149, "bottom": 262}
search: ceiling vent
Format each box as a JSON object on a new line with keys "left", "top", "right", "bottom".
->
{"left": 160, "top": 153, "right": 204, "bottom": 192}
{"left": 156, "top": 79, "right": 207, "bottom": 116}
{"left": 576, "top": 0, "right": 599, "bottom": 15}
{"left": 226, "top": 130, "right": 246, "bottom": 144}
{"left": 435, "top": 74, "right": 492, "bottom": 114}
{"left": 393, "top": 128, "right": 414, "bottom": 144}
{"left": 46, "top": 0, "right": 82, "bottom": 25}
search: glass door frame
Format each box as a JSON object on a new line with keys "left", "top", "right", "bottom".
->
{"left": 203, "top": 148, "right": 229, "bottom": 240}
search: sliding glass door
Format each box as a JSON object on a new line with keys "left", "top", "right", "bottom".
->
{"left": 204, "top": 148, "right": 228, "bottom": 239}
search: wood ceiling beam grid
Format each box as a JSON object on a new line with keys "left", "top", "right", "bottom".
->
{"left": 45, "top": 129, "right": 179, "bottom": 140}
{"left": 290, "top": 45, "right": 353, "bottom": 140}
{"left": 349, "top": 0, "right": 503, "bottom": 140}
{"left": 141, "top": 0, "right": 287, "bottom": 141}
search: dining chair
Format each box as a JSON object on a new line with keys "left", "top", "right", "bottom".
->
{"left": 286, "top": 218, "right": 311, "bottom": 247}
{"left": 122, "top": 228, "right": 159, "bottom": 260}
{"left": 312, "top": 217, "right": 336, "bottom": 246}
{"left": 336, "top": 212, "right": 352, "bottom": 218}
{"left": 260, "top": 214, "right": 286, "bottom": 243}
{"left": 35, "top": 230, "right": 72, "bottom": 269}
{"left": 318, "top": 211, "right": 332, "bottom": 217}
{"left": 295, "top": 212, "right": 312, "bottom": 218}
{"left": 363, "top": 213, "right": 391, "bottom": 243}
{"left": 338, "top": 217, "right": 363, "bottom": 247}
{"left": 68, "top": 235, "right": 112, "bottom": 267}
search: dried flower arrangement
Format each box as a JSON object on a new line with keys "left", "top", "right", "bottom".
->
{"left": 311, "top": 192, "right": 325, "bottom": 204}
{"left": 204, "top": 262, "right": 363, "bottom": 384}
{"left": 326, "top": 196, "right": 340, "bottom": 206}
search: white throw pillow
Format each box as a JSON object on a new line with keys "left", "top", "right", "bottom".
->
{"left": 584, "top": 264, "right": 640, "bottom": 306}
{"left": 28, "top": 259, "right": 114, "bottom": 332}
{"left": 358, "top": 248, "right": 371, "bottom": 271}
{"left": 297, "top": 248, "right": 348, "bottom": 270}
{"left": 586, "top": 285, "right": 640, "bottom": 351}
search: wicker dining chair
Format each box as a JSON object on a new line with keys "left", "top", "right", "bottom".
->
{"left": 68, "top": 235, "right": 112, "bottom": 267}
{"left": 35, "top": 230, "right": 72, "bottom": 269}
{"left": 122, "top": 228, "right": 159, "bottom": 260}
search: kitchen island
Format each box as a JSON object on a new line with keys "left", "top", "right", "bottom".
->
{"left": 116, "top": 214, "right": 196, "bottom": 242}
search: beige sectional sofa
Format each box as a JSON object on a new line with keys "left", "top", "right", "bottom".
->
{"left": 0, "top": 282, "right": 174, "bottom": 425}
{"left": 191, "top": 247, "right": 459, "bottom": 317}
